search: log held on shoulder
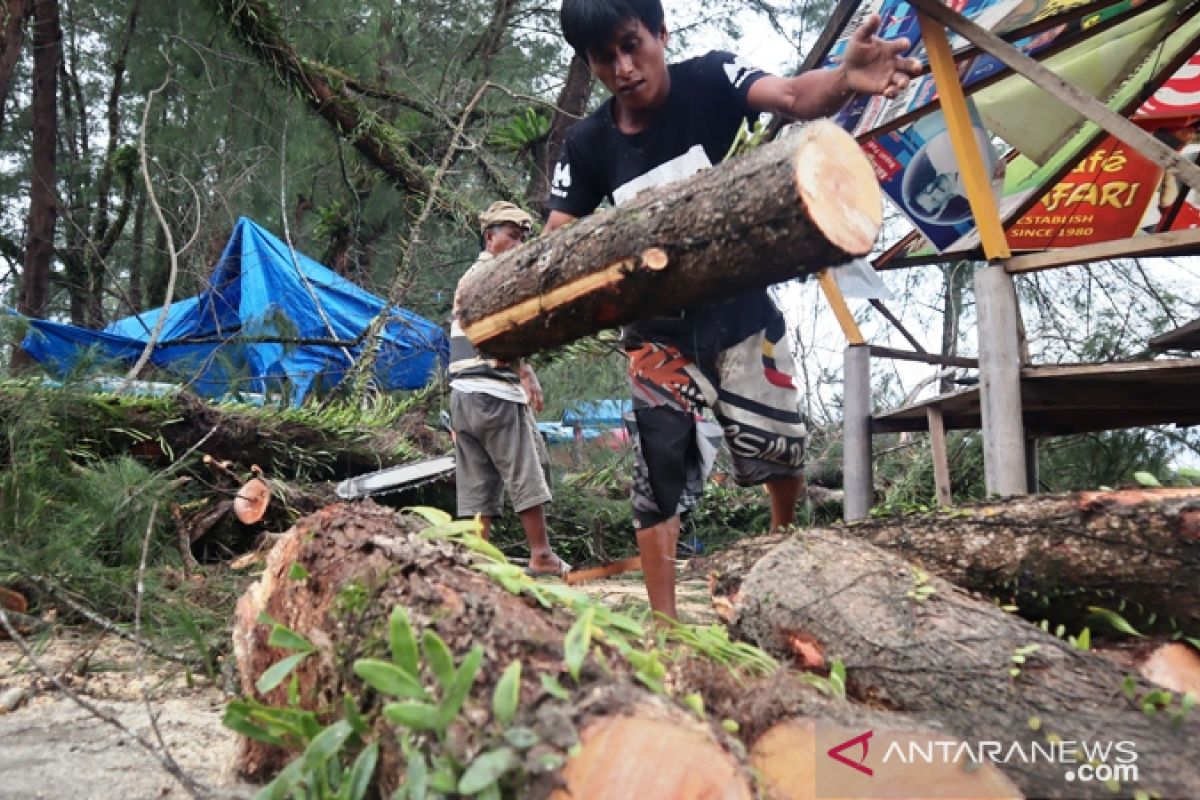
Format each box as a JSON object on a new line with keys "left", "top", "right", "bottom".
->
{"left": 457, "top": 120, "right": 882, "bottom": 361}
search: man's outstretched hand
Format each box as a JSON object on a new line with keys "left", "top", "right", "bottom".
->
{"left": 843, "top": 13, "right": 923, "bottom": 99}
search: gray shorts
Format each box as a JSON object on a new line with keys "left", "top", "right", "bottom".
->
{"left": 451, "top": 390, "right": 551, "bottom": 516}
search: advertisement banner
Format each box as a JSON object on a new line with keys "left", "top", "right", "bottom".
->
{"left": 1137, "top": 53, "right": 1200, "bottom": 119}
{"left": 862, "top": 100, "right": 1004, "bottom": 251}
{"left": 1004, "top": 135, "right": 1161, "bottom": 248}
{"left": 827, "top": 0, "right": 1145, "bottom": 138}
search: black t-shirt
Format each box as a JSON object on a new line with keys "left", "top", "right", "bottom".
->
{"left": 548, "top": 51, "right": 779, "bottom": 360}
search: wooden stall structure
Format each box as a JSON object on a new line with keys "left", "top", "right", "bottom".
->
{"left": 825, "top": 0, "right": 1200, "bottom": 518}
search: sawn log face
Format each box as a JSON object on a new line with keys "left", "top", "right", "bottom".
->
{"left": 457, "top": 120, "right": 881, "bottom": 360}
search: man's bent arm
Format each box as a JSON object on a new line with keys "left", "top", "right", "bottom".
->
{"left": 545, "top": 210, "right": 577, "bottom": 234}
{"left": 518, "top": 362, "right": 544, "bottom": 413}
{"left": 747, "top": 13, "right": 920, "bottom": 121}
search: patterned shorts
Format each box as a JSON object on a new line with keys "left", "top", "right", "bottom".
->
{"left": 624, "top": 314, "right": 807, "bottom": 529}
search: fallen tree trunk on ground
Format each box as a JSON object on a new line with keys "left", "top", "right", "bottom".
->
{"left": 231, "top": 502, "right": 756, "bottom": 797}
{"left": 231, "top": 503, "right": 1019, "bottom": 798}
{"left": 731, "top": 529, "right": 1200, "bottom": 799}
{"left": 848, "top": 487, "right": 1200, "bottom": 635}
{"left": 456, "top": 120, "right": 881, "bottom": 360}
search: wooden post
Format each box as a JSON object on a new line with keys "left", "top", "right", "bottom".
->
{"left": 1025, "top": 436, "right": 1040, "bottom": 494}
{"left": 843, "top": 344, "right": 873, "bottom": 520}
{"left": 818, "top": 269, "right": 865, "bottom": 345}
{"left": 927, "top": 405, "right": 953, "bottom": 506}
{"left": 975, "top": 265, "right": 1027, "bottom": 496}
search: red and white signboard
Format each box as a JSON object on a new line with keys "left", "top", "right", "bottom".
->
{"left": 1136, "top": 54, "right": 1200, "bottom": 120}
{"left": 1006, "top": 135, "right": 1162, "bottom": 249}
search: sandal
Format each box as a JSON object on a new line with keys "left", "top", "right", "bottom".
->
{"left": 523, "top": 559, "right": 572, "bottom": 579}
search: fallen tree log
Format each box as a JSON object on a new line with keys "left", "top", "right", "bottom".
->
{"left": 457, "top": 120, "right": 881, "bottom": 360}
{"left": 731, "top": 529, "right": 1200, "bottom": 799}
{"left": 848, "top": 487, "right": 1200, "bottom": 636}
{"left": 231, "top": 502, "right": 1020, "bottom": 798}
{"left": 230, "top": 501, "right": 756, "bottom": 797}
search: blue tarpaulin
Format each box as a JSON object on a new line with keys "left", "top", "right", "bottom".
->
{"left": 561, "top": 398, "right": 630, "bottom": 428}
{"left": 18, "top": 217, "right": 448, "bottom": 403}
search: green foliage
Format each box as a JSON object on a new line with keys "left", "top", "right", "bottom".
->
{"left": 0, "top": 382, "right": 181, "bottom": 619}
{"left": 1038, "top": 429, "right": 1182, "bottom": 493}
{"left": 562, "top": 606, "right": 594, "bottom": 682}
{"left": 870, "top": 431, "right": 987, "bottom": 515}
{"left": 1007, "top": 643, "right": 1040, "bottom": 679}
{"left": 1087, "top": 606, "right": 1144, "bottom": 639}
{"left": 490, "top": 108, "right": 550, "bottom": 154}
{"left": 794, "top": 658, "right": 848, "bottom": 699}
{"left": 906, "top": 567, "right": 937, "bottom": 602}
{"left": 659, "top": 619, "right": 778, "bottom": 678}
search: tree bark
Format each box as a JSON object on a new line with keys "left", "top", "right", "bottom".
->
{"left": 231, "top": 501, "right": 1024, "bottom": 799}
{"left": 732, "top": 529, "right": 1200, "bottom": 799}
{"left": 127, "top": 187, "right": 146, "bottom": 314}
{"left": 78, "top": 0, "right": 140, "bottom": 328}
{"left": 231, "top": 501, "right": 755, "bottom": 798}
{"left": 527, "top": 53, "right": 592, "bottom": 216}
{"left": 848, "top": 487, "right": 1200, "bottom": 636}
{"left": 939, "top": 259, "right": 971, "bottom": 393}
{"left": 17, "top": 0, "right": 59, "bottom": 342}
{"left": 0, "top": 0, "right": 29, "bottom": 134}
{"left": 457, "top": 120, "right": 881, "bottom": 360}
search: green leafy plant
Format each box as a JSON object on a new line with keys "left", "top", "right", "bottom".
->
{"left": 792, "top": 659, "right": 849, "bottom": 699}
{"left": 906, "top": 567, "right": 937, "bottom": 602}
{"left": 1008, "top": 643, "right": 1040, "bottom": 679}
{"left": 491, "top": 108, "right": 550, "bottom": 154}
{"left": 1133, "top": 470, "right": 1162, "bottom": 487}
{"left": 1122, "top": 673, "right": 1196, "bottom": 726}
{"left": 1088, "top": 605, "right": 1145, "bottom": 638}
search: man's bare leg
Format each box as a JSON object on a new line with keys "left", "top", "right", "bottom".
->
{"left": 636, "top": 515, "right": 680, "bottom": 620}
{"left": 477, "top": 514, "right": 494, "bottom": 541}
{"left": 518, "top": 504, "right": 568, "bottom": 574}
{"left": 766, "top": 475, "right": 805, "bottom": 530}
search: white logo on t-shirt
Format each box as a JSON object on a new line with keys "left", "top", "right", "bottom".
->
{"left": 724, "top": 57, "right": 757, "bottom": 89}
{"left": 550, "top": 161, "right": 572, "bottom": 198}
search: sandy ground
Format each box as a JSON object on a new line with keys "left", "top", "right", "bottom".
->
{"left": 0, "top": 570, "right": 716, "bottom": 800}
{"left": 0, "top": 631, "right": 255, "bottom": 800}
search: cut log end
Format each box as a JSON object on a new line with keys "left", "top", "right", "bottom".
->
{"left": 551, "top": 714, "right": 752, "bottom": 800}
{"left": 234, "top": 477, "right": 272, "bottom": 524}
{"left": 0, "top": 586, "right": 27, "bottom": 615}
{"left": 792, "top": 120, "right": 882, "bottom": 257}
{"left": 641, "top": 247, "right": 669, "bottom": 271}
{"left": 1141, "top": 643, "right": 1200, "bottom": 695}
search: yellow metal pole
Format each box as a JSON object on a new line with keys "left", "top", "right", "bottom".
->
{"left": 818, "top": 269, "right": 865, "bottom": 345}
{"left": 918, "top": 13, "right": 1011, "bottom": 260}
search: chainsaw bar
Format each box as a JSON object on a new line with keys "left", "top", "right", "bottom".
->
{"left": 336, "top": 455, "right": 456, "bottom": 500}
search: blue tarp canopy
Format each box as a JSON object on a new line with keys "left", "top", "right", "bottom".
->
{"left": 18, "top": 217, "right": 448, "bottom": 403}
{"left": 561, "top": 398, "right": 630, "bottom": 428}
